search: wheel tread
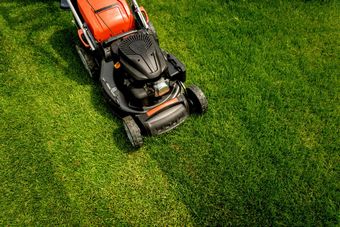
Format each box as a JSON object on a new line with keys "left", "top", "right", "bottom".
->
{"left": 123, "top": 116, "right": 143, "bottom": 148}
{"left": 187, "top": 85, "right": 208, "bottom": 114}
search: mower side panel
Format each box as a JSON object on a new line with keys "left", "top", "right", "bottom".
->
{"left": 100, "top": 59, "right": 144, "bottom": 116}
{"left": 167, "top": 53, "right": 186, "bottom": 82}
{"left": 78, "top": 0, "right": 135, "bottom": 42}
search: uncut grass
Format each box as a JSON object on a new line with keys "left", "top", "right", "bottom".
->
{"left": 0, "top": 0, "right": 339, "bottom": 225}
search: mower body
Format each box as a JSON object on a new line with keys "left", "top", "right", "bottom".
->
{"left": 78, "top": 0, "right": 135, "bottom": 42}
{"left": 61, "top": 0, "right": 208, "bottom": 147}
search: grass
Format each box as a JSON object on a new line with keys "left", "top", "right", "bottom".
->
{"left": 0, "top": 0, "right": 339, "bottom": 225}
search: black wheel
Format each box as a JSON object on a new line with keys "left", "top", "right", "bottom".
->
{"left": 75, "top": 44, "right": 99, "bottom": 79}
{"left": 186, "top": 85, "right": 208, "bottom": 114}
{"left": 122, "top": 116, "right": 143, "bottom": 148}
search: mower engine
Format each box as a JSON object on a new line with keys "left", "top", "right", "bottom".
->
{"left": 114, "top": 32, "right": 174, "bottom": 104}
{"left": 120, "top": 74, "right": 171, "bottom": 107}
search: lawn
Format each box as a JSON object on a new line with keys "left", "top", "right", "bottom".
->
{"left": 0, "top": 0, "right": 339, "bottom": 225}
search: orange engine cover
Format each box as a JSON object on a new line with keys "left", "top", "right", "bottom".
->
{"left": 77, "top": 0, "right": 136, "bottom": 43}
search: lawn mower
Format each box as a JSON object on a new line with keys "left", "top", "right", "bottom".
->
{"left": 60, "top": 0, "right": 208, "bottom": 147}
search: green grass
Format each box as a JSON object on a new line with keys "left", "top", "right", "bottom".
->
{"left": 0, "top": 0, "right": 339, "bottom": 225}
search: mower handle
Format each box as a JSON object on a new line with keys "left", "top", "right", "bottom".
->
{"left": 131, "top": 0, "right": 149, "bottom": 29}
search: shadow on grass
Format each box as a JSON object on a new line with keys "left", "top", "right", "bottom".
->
{"left": 45, "top": 10, "right": 133, "bottom": 152}
{"left": 49, "top": 29, "right": 134, "bottom": 153}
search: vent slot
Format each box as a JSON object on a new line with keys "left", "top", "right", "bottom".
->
{"left": 119, "top": 33, "right": 153, "bottom": 56}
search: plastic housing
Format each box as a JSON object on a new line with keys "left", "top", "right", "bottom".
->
{"left": 78, "top": 0, "right": 136, "bottom": 42}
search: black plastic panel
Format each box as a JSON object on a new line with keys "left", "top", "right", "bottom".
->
{"left": 167, "top": 53, "right": 186, "bottom": 82}
{"left": 119, "top": 32, "right": 168, "bottom": 81}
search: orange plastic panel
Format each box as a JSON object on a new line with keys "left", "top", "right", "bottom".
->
{"left": 146, "top": 98, "right": 179, "bottom": 117}
{"left": 78, "top": 0, "right": 136, "bottom": 42}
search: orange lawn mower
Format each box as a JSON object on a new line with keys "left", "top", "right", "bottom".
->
{"left": 60, "top": 0, "right": 208, "bottom": 147}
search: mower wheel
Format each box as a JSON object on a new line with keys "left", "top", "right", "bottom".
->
{"left": 75, "top": 44, "right": 99, "bottom": 79}
{"left": 186, "top": 85, "right": 208, "bottom": 114}
{"left": 123, "top": 116, "right": 143, "bottom": 148}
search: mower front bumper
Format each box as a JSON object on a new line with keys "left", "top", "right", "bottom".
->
{"left": 136, "top": 95, "right": 189, "bottom": 136}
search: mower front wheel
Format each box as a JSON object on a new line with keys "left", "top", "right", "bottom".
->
{"left": 123, "top": 116, "right": 143, "bottom": 148}
{"left": 186, "top": 85, "right": 208, "bottom": 114}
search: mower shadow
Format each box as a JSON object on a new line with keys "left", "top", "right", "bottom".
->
{"left": 49, "top": 29, "right": 134, "bottom": 152}
{"left": 49, "top": 28, "right": 93, "bottom": 85}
